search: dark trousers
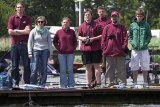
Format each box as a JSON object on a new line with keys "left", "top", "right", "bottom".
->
{"left": 11, "top": 44, "right": 31, "bottom": 85}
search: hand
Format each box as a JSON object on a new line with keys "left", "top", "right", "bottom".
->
{"left": 101, "top": 66, "right": 106, "bottom": 73}
{"left": 28, "top": 54, "right": 32, "bottom": 59}
{"left": 49, "top": 55, "right": 53, "bottom": 60}
{"left": 81, "top": 37, "right": 87, "bottom": 42}
{"left": 90, "top": 38, "right": 94, "bottom": 42}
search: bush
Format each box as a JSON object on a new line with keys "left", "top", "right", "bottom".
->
{"left": 0, "top": 37, "right": 10, "bottom": 51}
{"left": 0, "top": 1, "right": 14, "bottom": 37}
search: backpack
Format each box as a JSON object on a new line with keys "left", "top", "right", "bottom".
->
{"left": 0, "top": 71, "right": 12, "bottom": 90}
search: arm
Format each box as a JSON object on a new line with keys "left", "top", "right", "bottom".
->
{"left": 122, "top": 26, "right": 128, "bottom": 50}
{"left": 8, "top": 25, "right": 31, "bottom": 36}
{"left": 8, "top": 16, "right": 32, "bottom": 36}
{"left": 73, "top": 31, "right": 78, "bottom": 50}
{"left": 128, "top": 25, "right": 133, "bottom": 45}
{"left": 90, "top": 35, "right": 102, "bottom": 42}
{"left": 27, "top": 30, "right": 34, "bottom": 58}
{"left": 53, "top": 32, "right": 60, "bottom": 51}
{"left": 77, "top": 26, "right": 87, "bottom": 42}
{"left": 101, "top": 26, "right": 108, "bottom": 50}
{"left": 90, "top": 25, "right": 103, "bottom": 42}
{"left": 47, "top": 32, "right": 53, "bottom": 56}
{"left": 146, "top": 23, "right": 152, "bottom": 45}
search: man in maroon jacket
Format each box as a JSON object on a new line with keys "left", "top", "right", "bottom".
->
{"left": 94, "top": 6, "right": 112, "bottom": 84}
{"left": 78, "top": 9, "right": 103, "bottom": 88}
{"left": 101, "top": 11, "right": 128, "bottom": 86}
{"left": 95, "top": 6, "right": 111, "bottom": 30}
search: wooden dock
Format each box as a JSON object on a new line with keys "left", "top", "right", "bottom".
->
{"left": 1, "top": 87, "right": 160, "bottom": 106}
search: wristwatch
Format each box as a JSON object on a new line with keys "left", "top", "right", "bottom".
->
{"left": 14, "top": 30, "right": 17, "bottom": 33}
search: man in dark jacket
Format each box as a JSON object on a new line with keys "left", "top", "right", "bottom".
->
{"left": 101, "top": 11, "right": 128, "bottom": 86}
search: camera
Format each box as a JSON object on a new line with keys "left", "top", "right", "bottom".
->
{"left": 85, "top": 37, "right": 91, "bottom": 45}
{"left": 108, "top": 32, "right": 115, "bottom": 40}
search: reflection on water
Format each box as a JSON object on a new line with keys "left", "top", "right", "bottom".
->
{"left": 3, "top": 104, "right": 160, "bottom": 107}
{"left": 50, "top": 104, "right": 160, "bottom": 107}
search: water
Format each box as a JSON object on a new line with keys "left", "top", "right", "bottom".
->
{"left": 1, "top": 104, "right": 160, "bottom": 107}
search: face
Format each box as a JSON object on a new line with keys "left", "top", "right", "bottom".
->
{"left": 16, "top": 3, "right": 24, "bottom": 14}
{"left": 97, "top": 9, "right": 106, "bottom": 18}
{"left": 84, "top": 12, "right": 92, "bottom": 23}
{"left": 61, "top": 19, "right": 70, "bottom": 29}
{"left": 37, "top": 19, "right": 45, "bottom": 27}
{"left": 136, "top": 14, "right": 144, "bottom": 22}
{"left": 111, "top": 15, "right": 119, "bottom": 24}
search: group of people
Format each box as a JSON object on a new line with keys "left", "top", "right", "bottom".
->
{"left": 7, "top": 2, "right": 152, "bottom": 88}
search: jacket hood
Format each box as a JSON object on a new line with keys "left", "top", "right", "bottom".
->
{"left": 133, "top": 17, "right": 145, "bottom": 23}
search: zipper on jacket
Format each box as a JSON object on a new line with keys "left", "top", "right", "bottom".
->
{"left": 138, "top": 23, "right": 140, "bottom": 50}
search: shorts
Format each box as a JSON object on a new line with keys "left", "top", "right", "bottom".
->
{"left": 130, "top": 50, "right": 150, "bottom": 71}
{"left": 82, "top": 50, "right": 102, "bottom": 65}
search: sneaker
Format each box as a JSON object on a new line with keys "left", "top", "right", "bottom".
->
{"left": 143, "top": 82, "right": 149, "bottom": 88}
{"left": 94, "top": 83, "right": 101, "bottom": 89}
{"left": 60, "top": 86, "right": 67, "bottom": 89}
{"left": 131, "top": 83, "right": 137, "bottom": 88}
{"left": 107, "top": 82, "right": 116, "bottom": 88}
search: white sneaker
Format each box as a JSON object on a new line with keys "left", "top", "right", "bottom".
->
{"left": 143, "top": 82, "right": 149, "bottom": 88}
{"left": 132, "top": 82, "right": 137, "bottom": 88}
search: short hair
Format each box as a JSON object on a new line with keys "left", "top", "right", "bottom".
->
{"left": 15, "top": 2, "right": 25, "bottom": 8}
{"left": 135, "top": 8, "right": 145, "bottom": 16}
{"left": 84, "top": 8, "right": 93, "bottom": 16}
{"left": 61, "top": 17, "right": 70, "bottom": 23}
{"left": 97, "top": 6, "right": 105, "bottom": 11}
{"left": 35, "top": 16, "right": 47, "bottom": 25}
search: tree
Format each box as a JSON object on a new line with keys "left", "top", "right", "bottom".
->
{"left": 0, "top": 1, "right": 14, "bottom": 37}
{"left": 0, "top": 0, "right": 159, "bottom": 37}
{"left": 23, "top": 0, "right": 76, "bottom": 26}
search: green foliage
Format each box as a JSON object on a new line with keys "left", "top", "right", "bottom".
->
{"left": 148, "top": 37, "right": 160, "bottom": 49}
{"left": 0, "top": 1, "right": 15, "bottom": 37}
{"left": 0, "top": 37, "right": 10, "bottom": 51}
{"left": 24, "top": 0, "right": 75, "bottom": 26}
{"left": 74, "top": 55, "right": 82, "bottom": 63}
{"left": 0, "top": 0, "right": 160, "bottom": 37}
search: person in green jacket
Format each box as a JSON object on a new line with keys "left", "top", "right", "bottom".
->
{"left": 128, "top": 8, "right": 152, "bottom": 88}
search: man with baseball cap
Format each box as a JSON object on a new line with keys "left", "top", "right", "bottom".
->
{"left": 101, "top": 11, "right": 128, "bottom": 87}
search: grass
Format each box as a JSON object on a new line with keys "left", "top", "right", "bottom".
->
{"left": 148, "top": 37, "right": 160, "bottom": 50}
{"left": 0, "top": 37, "right": 10, "bottom": 51}
{"left": 74, "top": 55, "right": 82, "bottom": 63}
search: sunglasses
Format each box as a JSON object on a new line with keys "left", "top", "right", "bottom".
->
{"left": 37, "top": 21, "right": 44, "bottom": 23}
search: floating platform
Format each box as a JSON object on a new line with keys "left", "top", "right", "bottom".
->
{"left": 1, "top": 86, "right": 160, "bottom": 106}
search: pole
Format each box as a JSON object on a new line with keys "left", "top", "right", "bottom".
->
{"left": 79, "top": 1, "right": 82, "bottom": 26}
{"left": 78, "top": 1, "right": 82, "bottom": 49}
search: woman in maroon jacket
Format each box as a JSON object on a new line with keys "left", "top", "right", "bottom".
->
{"left": 53, "top": 17, "right": 77, "bottom": 88}
{"left": 101, "top": 11, "right": 128, "bottom": 86}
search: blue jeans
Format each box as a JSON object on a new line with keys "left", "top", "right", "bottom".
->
{"left": 11, "top": 44, "right": 31, "bottom": 85}
{"left": 58, "top": 54, "right": 75, "bottom": 87}
{"left": 30, "top": 49, "right": 49, "bottom": 86}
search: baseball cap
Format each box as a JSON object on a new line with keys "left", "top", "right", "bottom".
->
{"left": 111, "top": 11, "right": 119, "bottom": 17}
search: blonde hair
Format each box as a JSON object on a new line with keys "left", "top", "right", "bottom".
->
{"left": 15, "top": 2, "right": 25, "bottom": 8}
{"left": 35, "top": 16, "right": 47, "bottom": 25}
{"left": 84, "top": 8, "right": 93, "bottom": 16}
{"left": 135, "top": 8, "right": 145, "bottom": 16}
{"left": 97, "top": 6, "right": 105, "bottom": 11}
{"left": 61, "top": 17, "right": 70, "bottom": 23}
